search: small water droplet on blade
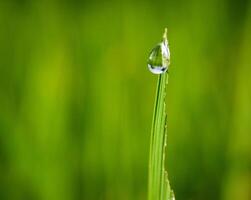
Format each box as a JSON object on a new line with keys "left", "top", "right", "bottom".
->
{"left": 170, "top": 191, "right": 175, "bottom": 200}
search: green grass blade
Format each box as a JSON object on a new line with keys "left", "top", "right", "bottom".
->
{"left": 148, "top": 73, "right": 175, "bottom": 200}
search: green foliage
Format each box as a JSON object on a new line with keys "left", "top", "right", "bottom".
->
{"left": 0, "top": 0, "right": 251, "bottom": 200}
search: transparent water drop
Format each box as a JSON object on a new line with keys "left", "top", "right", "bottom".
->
{"left": 147, "top": 28, "right": 170, "bottom": 74}
{"left": 170, "top": 191, "right": 175, "bottom": 200}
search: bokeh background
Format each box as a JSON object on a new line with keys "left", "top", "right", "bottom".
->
{"left": 1, "top": 0, "right": 251, "bottom": 199}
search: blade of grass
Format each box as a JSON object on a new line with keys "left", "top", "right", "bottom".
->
{"left": 148, "top": 72, "right": 174, "bottom": 200}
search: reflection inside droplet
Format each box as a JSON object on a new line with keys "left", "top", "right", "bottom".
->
{"left": 148, "top": 64, "right": 167, "bottom": 74}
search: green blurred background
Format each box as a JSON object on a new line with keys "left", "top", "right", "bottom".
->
{"left": 1, "top": 0, "right": 251, "bottom": 199}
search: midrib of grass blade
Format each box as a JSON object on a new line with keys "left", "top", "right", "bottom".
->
{"left": 148, "top": 73, "right": 174, "bottom": 200}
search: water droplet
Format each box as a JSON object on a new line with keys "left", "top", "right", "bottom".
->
{"left": 170, "top": 191, "right": 175, "bottom": 200}
{"left": 147, "top": 28, "right": 170, "bottom": 74}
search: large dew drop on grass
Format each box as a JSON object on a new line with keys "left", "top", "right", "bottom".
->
{"left": 147, "top": 41, "right": 170, "bottom": 74}
{"left": 147, "top": 28, "right": 170, "bottom": 74}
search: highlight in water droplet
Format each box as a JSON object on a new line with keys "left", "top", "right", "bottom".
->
{"left": 147, "top": 28, "right": 170, "bottom": 74}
